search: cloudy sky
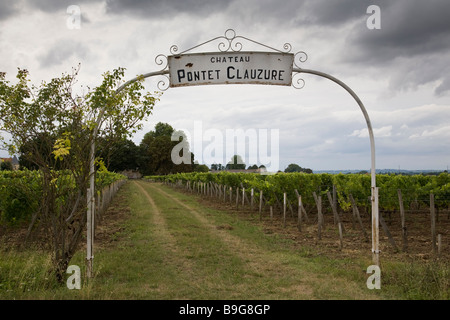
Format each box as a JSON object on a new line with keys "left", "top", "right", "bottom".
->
{"left": 1, "top": 0, "right": 450, "bottom": 171}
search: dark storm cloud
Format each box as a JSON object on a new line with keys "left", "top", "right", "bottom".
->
{"left": 296, "top": 0, "right": 371, "bottom": 26}
{"left": 11, "top": 0, "right": 450, "bottom": 96}
{"left": 103, "top": 0, "right": 371, "bottom": 27}
{"left": 348, "top": 0, "right": 450, "bottom": 63}
{"left": 342, "top": 0, "right": 450, "bottom": 95}
{"left": 25, "top": 0, "right": 102, "bottom": 13}
{"left": 105, "top": 0, "right": 234, "bottom": 18}
{"left": 0, "top": 2, "right": 20, "bottom": 21}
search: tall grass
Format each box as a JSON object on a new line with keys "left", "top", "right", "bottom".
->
{"left": 0, "top": 248, "right": 55, "bottom": 297}
{"left": 383, "top": 260, "right": 449, "bottom": 299}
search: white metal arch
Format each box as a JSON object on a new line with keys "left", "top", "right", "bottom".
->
{"left": 86, "top": 33, "right": 380, "bottom": 278}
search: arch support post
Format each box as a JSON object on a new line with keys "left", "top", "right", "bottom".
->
{"left": 293, "top": 68, "right": 379, "bottom": 265}
{"left": 86, "top": 69, "right": 169, "bottom": 278}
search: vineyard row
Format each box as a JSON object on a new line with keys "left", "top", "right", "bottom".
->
{"left": 146, "top": 172, "right": 450, "bottom": 212}
{"left": 147, "top": 172, "right": 449, "bottom": 257}
{"left": 0, "top": 169, "right": 127, "bottom": 226}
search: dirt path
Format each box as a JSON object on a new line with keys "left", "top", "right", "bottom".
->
{"left": 132, "top": 181, "right": 380, "bottom": 299}
{"left": 133, "top": 181, "right": 195, "bottom": 276}
{"left": 139, "top": 181, "right": 316, "bottom": 297}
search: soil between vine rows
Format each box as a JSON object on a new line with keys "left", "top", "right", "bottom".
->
{"left": 2, "top": 181, "right": 448, "bottom": 264}
{"left": 181, "top": 187, "right": 450, "bottom": 263}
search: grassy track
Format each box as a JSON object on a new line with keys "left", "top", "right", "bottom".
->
{"left": 1, "top": 180, "right": 397, "bottom": 299}
{"left": 92, "top": 180, "right": 383, "bottom": 299}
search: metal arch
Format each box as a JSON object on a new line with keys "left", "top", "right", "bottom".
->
{"left": 293, "top": 67, "right": 380, "bottom": 265}
{"left": 86, "top": 48, "right": 380, "bottom": 278}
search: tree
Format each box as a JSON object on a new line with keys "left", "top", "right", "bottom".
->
{"left": 18, "top": 133, "right": 53, "bottom": 170}
{"left": 149, "top": 122, "right": 175, "bottom": 138}
{"left": 226, "top": 155, "right": 246, "bottom": 170}
{"left": 284, "top": 163, "right": 313, "bottom": 173}
{"left": 139, "top": 122, "right": 193, "bottom": 175}
{"left": 248, "top": 164, "right": 258, "bottom": 170}
{"left": 97, "top": 138, "right": 139, "bottom": 172}
{"left": 0, "top": 160, "right": 13, "bottom": 171}
{"left": 0, "top": 66, "right": 158, "bottom": 281}
{"left": 194, "top": 164, "right": 209, "bottom": 172}
{"left": 284, "top": 163, "right": 301, "bottom": 172}
{"left": 211, "top": 163, "right": 224, "bottom": 171}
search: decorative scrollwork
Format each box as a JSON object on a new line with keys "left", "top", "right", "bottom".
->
{"left": 224, "top": 29, "right": 236, "bottom": 40}
{"left": 231, "top": 40, "right": 243, "bottom": 52}
{"left": 291, "top": 72, "right": 306, "bottom": 90}
{"left": 171, "top": 29, "right": 294, "bottom": 56}
{"left": 155, "top": 54, "right": 168, "bottom": 70}
{"left": 169, "top": 45, "right": 179, "bottom": 55}
{"left": 156, "top": 74, "right": 170, "bottom": 91}
{"left": 218, "top": 39, "right": 231, "bottom": 52}
{"left": 153, "top": 29, "right": 309, "bottom": 91}
{"left": 283, "top": 43, "right": 292, "bottom": 53}
{"left": 294, "top": 51, "right": 308, "bottom": 68}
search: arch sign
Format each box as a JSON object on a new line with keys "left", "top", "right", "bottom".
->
{"left": 86, "top": 29, "right": 380, "bottom": 277}
{"left": 169, "top": 52, "right": 293, "bottom": 87}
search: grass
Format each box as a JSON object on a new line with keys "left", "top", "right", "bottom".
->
{"left": 381, "top": 259, "right": 449, "bottom": 299}
{"left": 0, "top": 180, "right": 448, "bottom": 300}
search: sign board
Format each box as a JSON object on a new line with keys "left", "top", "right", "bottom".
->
{"left": 168, "top": 52, "right": 294, "bottom": 88}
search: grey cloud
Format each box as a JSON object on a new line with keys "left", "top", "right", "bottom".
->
{"left": 338, "top": 0, "right": 450, "bottom": 96}
{"left": 105, "top": 0, "right": 234, "bottom": 18}
{"left": 0, "top": 1, "right": 20, "bottom": 21}
{"left": 103, "top": 0, "right": 371, "bottom": 28}
{"left": 386, "top": 54, "right": 450, "bottom": 95}
{"left": 0, "top": 1, "right": 94, "bottom": 24}
{"left": 435, "top": 77, "right": 450, "bottom": 96}
{"left": 24, "top": 0, "right": 93, "bottom": 25}
{"left": 225, "top": 0, "right": 307, "bottom": 25}
{"left": 25, "top": 0, "right": 102, "bottom": 13}
{"left": 226, "top": 0, "right": 380, "bottom": 29}
{"left": 38, "top": 40, "right": 90, "bottom": 67}
{"left": 296, "top": 0, "right": 372, "bottom": 26}
{"left": 347, "top": 0, "right": 450, "bottom": 63}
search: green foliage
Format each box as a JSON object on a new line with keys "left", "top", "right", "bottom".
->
{"left": 210, "top": 163, "right": 224, "bottom": 171}
{"left": 97, "top": 138, "right": 139, "bottom": 172}
{"left": 0, "top": 169, "right": 125, "bottom": 226}
{"left": 225, "top": 155, "right": 246, "bottom": 170}
{"left": 138, "top": 122, "right": 193, "bottom": 175}
{"left": 0, "top": 170, "right": 41, "bottom": 226}
{"left": 194, "top": 164, "right": 209, "bottom": 172}
{"left": 96, "top": 170, "right": 127, "bottom": 189}
{"left": 284, "top": 163, "right": 313, "bottom": 173}
{"left": 0, "top": 66, "right": 158, "bottom": 171}
{"left": 0, "top": 66, "right": 156, "bottom": 281}
{"left": 147, "top": 172, "right": 450, "bottom": 212}
{"left": 0, "top": 161, "right": 13, "bottom": 171}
